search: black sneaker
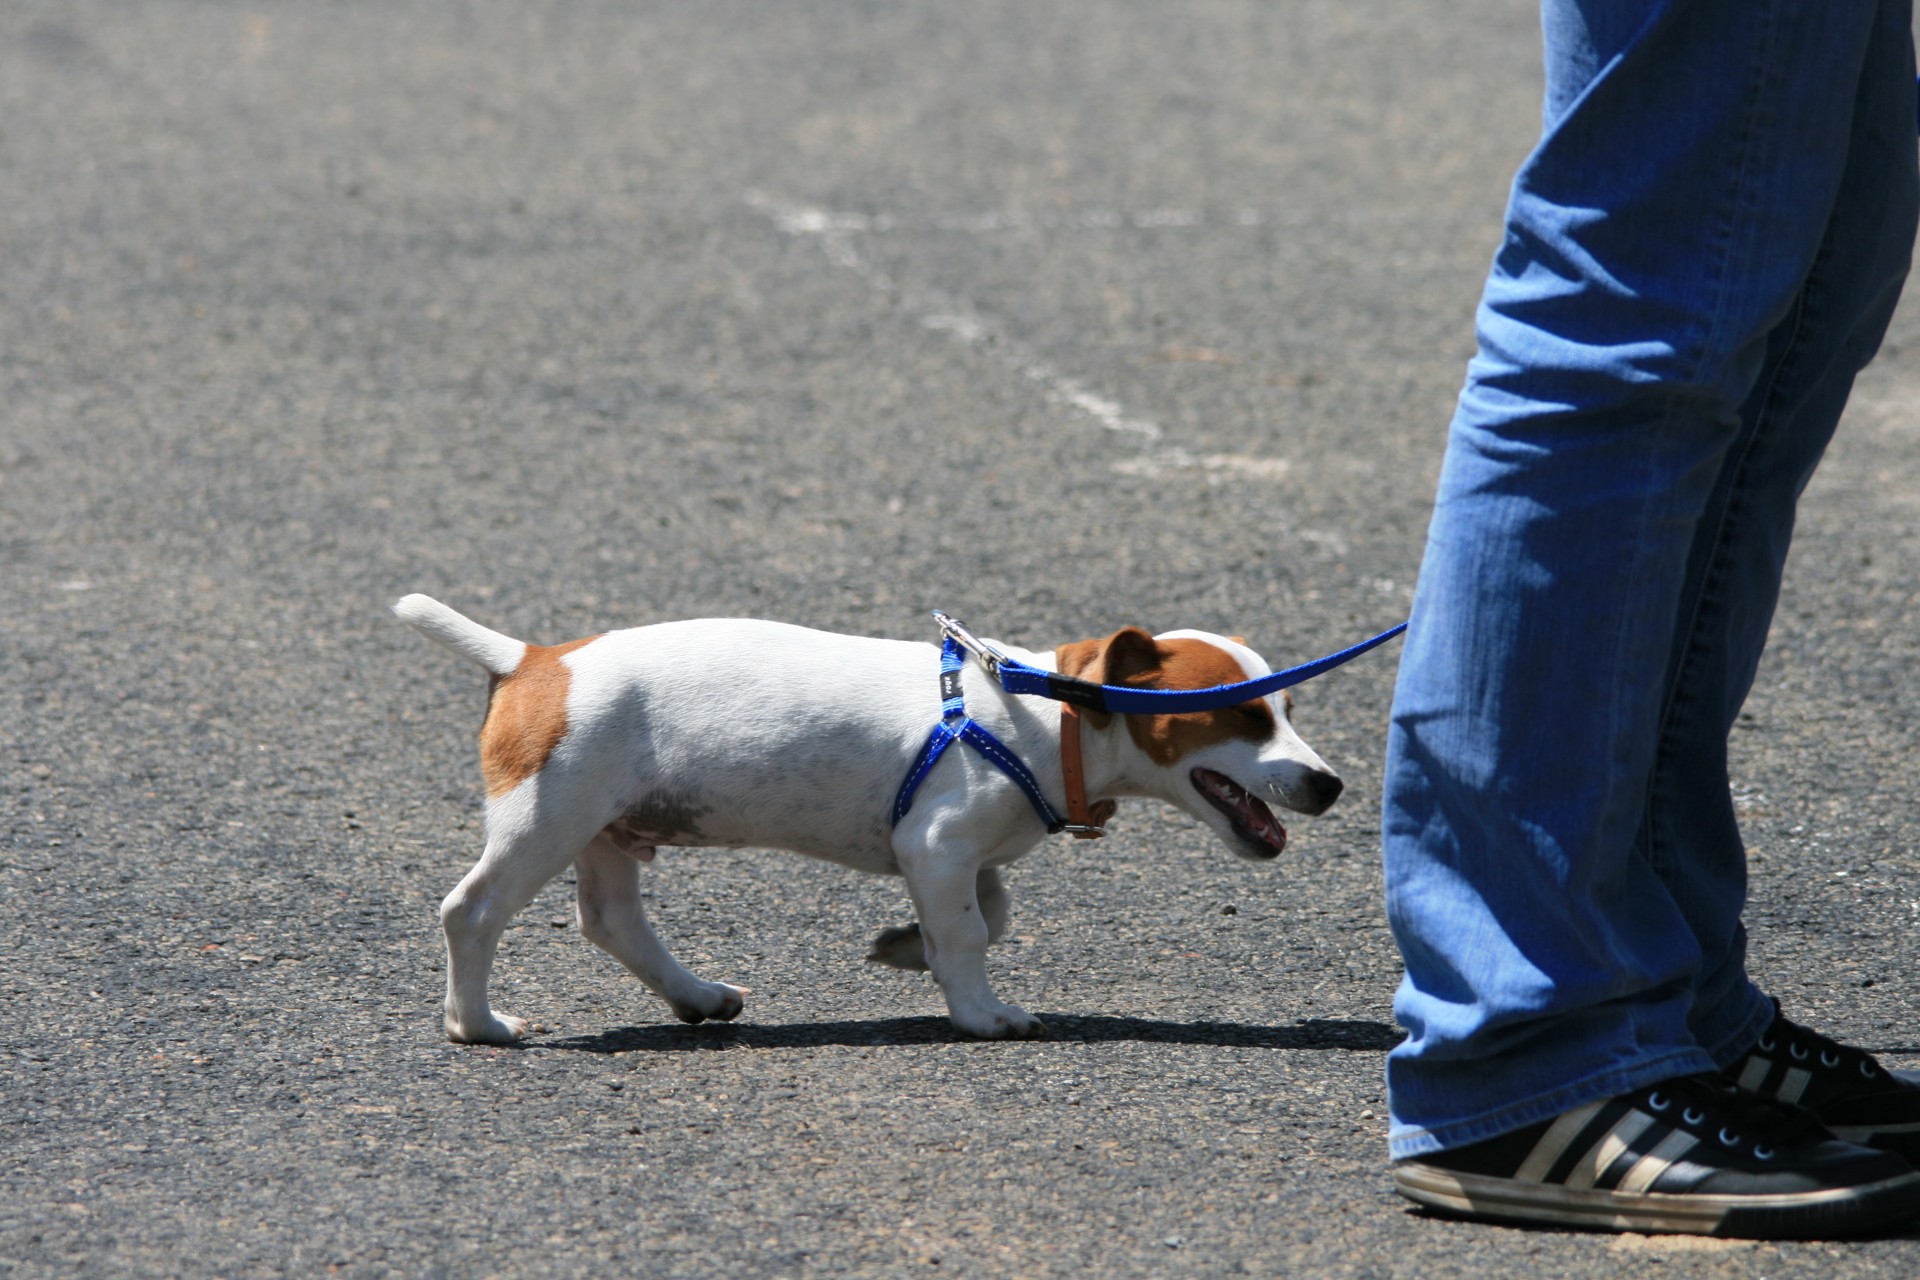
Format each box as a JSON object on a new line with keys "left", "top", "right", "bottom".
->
{"left": 1725, "top": 1002, "right": 1920, "bottom": 1162}
{"left": 1394, "top": 1074, "right": 1920, "bottom": 1238}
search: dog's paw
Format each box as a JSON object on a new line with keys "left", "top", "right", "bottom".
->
{"left": 865, "top": 923, "right": 930, "bottom": 971}
{"left": 446, "top": 1011, "right": 531, "bottom": 1045}
{"left": 951, "top": 1003, "right": 1049, "bottom": 1041}
{"left": 669, "top": 981, "right": 748, "bottom": 1025}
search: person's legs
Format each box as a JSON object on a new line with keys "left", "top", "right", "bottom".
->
{"left": 1646, "top": 0, "right": 1918, "bottom": 1063}
{"left": 1382, "top": 0, "right": 1908, "bottom": 1160}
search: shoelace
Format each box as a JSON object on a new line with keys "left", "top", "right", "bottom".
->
{"left": 1655, "top": 1074, "right": 1835, "bottom": 1157}
{"left": 1757, "top": 1013, "right": 1884, "bottom": 1082}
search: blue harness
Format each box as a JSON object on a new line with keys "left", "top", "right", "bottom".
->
{"left": 890, "top": 636, "right": 1087, "bottom": 835}
{"left": 889, "top": 612, "right": 1407, "bottom": 835}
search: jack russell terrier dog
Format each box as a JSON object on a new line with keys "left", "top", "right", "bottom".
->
{"left": 394, "top": 594, "right": 1344, "bottom": 1042}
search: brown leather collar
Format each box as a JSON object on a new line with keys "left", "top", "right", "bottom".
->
{"left": 1058, "top": 701, "right": 1118, "bottom": 839}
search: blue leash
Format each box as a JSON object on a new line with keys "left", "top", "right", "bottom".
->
{"left": 890, "top": 613, "right": 1407, "bottom": 832}
{"left": 932, "top": 610, "right": 1407, "bottom": 716}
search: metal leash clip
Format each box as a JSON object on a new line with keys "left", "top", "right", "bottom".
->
{"left": 931, "top": 610, "right": 1013, "bottom": 676}
{"left": 933, "top": 609, "right": 1113, "bottom": 711}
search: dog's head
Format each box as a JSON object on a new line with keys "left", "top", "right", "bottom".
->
{"left": 1055, "top": 627, "right": 1343, "bottom": 860}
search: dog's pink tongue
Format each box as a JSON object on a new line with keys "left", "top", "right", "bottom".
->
{"left": 1245, "top": 797, "right": 1287, "bottom": 853}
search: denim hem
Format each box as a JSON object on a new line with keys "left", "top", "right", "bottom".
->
{"left": 1700, "top": 985, "right": 1779, "bottom": 1069}
{"left": 1387, "top": 1047, "right": 1718, "bottom": 1161}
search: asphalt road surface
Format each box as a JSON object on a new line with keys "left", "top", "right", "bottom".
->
{"left": 6, "top": 3, "right": 1920, "bottom": 1277}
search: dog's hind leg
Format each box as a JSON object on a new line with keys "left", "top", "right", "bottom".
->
{"left": 866, "top": 866, "right": 1012, "bottom": 971}
{"left": 440, "top": 797, "right": 603, "bottom": 1045}
{"left": 574, "top": 836, "right": 747, "bottom": 1025}
{"left": 865, "top": 921, "right": 929, "bottom": 970}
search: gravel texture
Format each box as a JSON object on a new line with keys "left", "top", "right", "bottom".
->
{"left": 4, "top": 3, "right": 1918, "bottom": 1276}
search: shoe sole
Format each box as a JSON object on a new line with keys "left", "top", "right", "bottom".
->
{"left": 1395, "top": 1162, "right": 1920, "bottom": 1239}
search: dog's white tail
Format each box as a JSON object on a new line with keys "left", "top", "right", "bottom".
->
{"left": 392, "top": 594, "right": 528, "bottom": 677}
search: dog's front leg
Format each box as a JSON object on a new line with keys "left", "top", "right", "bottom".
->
{"left": 899, "top": 849, "right": 1045, "bottom": 1040}
{"left": 867, "top": 865, "right": 1011, "bottom": 971}
{"left": 574, "top": 837, "right": 746, "bottom": 1025}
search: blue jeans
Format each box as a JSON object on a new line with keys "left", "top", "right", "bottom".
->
{"left": 1381, "top": 0, "right": 1919, "bottom": 1159}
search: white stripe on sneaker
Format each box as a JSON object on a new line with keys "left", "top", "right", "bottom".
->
{"left": 1513, "top": 1100, "right": 1610, "bottom": 1183}
{"left": 1735, "top": 1056, "right": 1771, "bottom": 1093}
{"left": 1614, "top": 1127, "right": 1700, "bottom": 1195}
{"left": 1564, "top": 1109, "right": 1658, "bottom": 1190}
{"left": 1777, "top": 1067, "right": 1813, "bottom": 1106}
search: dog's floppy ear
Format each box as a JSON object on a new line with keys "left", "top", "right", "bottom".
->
{"left": 1055, "top": 627, "right": 1163, "bottom": 729}
{"left": 1099, "top": 626, "right": 1164, "bottom": 685}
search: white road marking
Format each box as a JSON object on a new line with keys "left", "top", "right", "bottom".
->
{"left": 750, "top": 192, "right": 1165, "bottom": 445}
{"left": 754, "top": 201, "right": 1430, "bottom": 235}
{"left": 746, "top": 192, "right": 1311, "bottom": 477}
{"left": 1109, "top": 450, "right": 1290, "bottom": 479}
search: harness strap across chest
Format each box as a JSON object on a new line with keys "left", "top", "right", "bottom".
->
{"left": 891, "top": 637, "right": 1110, "bottom": 838}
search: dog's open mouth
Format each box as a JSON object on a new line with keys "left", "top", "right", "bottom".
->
{"left": 1192, "top": 768, "right": 1287, "bottom": 857}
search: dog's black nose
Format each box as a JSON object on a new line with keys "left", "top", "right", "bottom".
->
{"left": 1303, "top": 769, "right": 1344, "bottom": 815}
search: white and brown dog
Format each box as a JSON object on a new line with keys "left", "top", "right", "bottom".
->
{"left": 394, "top": 595, "right": 1343, "bottom": 1042}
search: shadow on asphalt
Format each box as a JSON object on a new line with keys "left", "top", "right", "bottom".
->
{"left": 537, "top": 1014, "right": 1400, "bottom": 1055}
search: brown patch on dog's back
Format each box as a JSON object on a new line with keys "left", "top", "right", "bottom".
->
{"left": 1057, "top": 629, "right": 1274, "bottom": 767}
{"left": 480, "top": 635, "right": 601, "bottom": 797}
